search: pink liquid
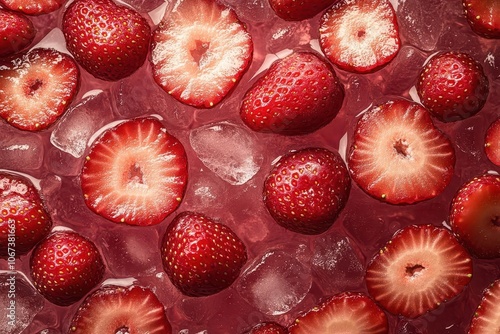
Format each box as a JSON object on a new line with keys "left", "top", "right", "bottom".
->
{"left": 0, "top": 0, "right": 499, "bottom": 333}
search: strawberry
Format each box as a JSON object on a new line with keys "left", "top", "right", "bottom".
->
{"left": 485, "top": 117, "right": 500, "bottom": 166}
{"left": 449, "top": 174, "right": 500, "bottom": 259}
{"left": 365, "top": 224, "right": 473, "bottom": 318}
{"left": 348, "top": 99, "right": 455, "bottom": 204}
{"left": 469, "top": 279, "right": 500, "bottom": 333}
{"left": 30, "top": 230, "right": 105, "bottom": 306}
{"left": 244, "top": 322, "right": 288, "bottom": 334}
{"left": 62, "top": 0, "right": 151, "bottom": 81}
{"left": 319, "top": 0, "right": 401, "bottom": 73}
{"left": 268, "top": 0, "right": 337, "bottom": 21}
{"left": 0, "top": 8, "right": 35, "bottom": 57}
{"left": 0, "top": 48, "right": 80, "bottom": 131}
{"left": 81, "top": 117, "right": 188, "bottom": 226}
{"left": 240, "top": 52, "right": 344, "bottom": 135}
{"left": 0, "top": 172, "right": 52, "bottom": 257}
{"left": 463, "top": 0, "right": 500, "bottom": 39}
{"left": 288, "top": 292, "right": 388, "bottom": 333}
{"left": 416, "top": 51, "right": 489, "bottom": 122}
{"left": 161, "top": 211, "right": 247, "bottom": 297}
{"left": 263, "top": 147, "right": 350, "bottom": 235}
{"left": 150, "top": 0, "right": 253, "bottom": 108}
{"left": 68, "top": 285, "right": 172, "bottom": 334}
{"left": 0, "top": 0, "right": 65, "bottom": 15}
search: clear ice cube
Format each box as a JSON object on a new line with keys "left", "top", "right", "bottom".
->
{"left": 0, "top": 125, "right": 44, "bottom": 175}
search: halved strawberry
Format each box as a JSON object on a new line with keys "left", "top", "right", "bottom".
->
{"left": 0, "top": 8, "right": 35, "bottom": 57}
{"left": 63, "top": 0, "right": 151, "bottom": 81}
{"left": 81, "top": 117, "right": 188, "bottom": 226}
{"left": 263, "top": 147, "right": 351, "bottom": 235}
{"left": 244, "top": 322, "right": 288, "bottom": 334}
{"left": 319, "top": 0, "right": 400, "bottom": 73}
{"left": 365, "top": 224, "right": 473, "bottom": 318}
{"left": 0, "top": 0, "right": 65, "bottom": 15}
{"left": 449, "top": 174, "right": 500, "bottom": 259}
{"left": 463, "top": 0, "right": 500, "bottom": 39}
{"left": 240, "top": 52, "right": 345, "bottom": 135}
{"left": 69, "top": 285, "right": 172, "bottom": 334}
{"left": 348, "top": 99, "right": 455, "bottom": 204}
{"left": 30, "top": 230, "right": 105, "bottom": 306}
{"left": 0, "top": 48, "right": 80, "bottom": 131}
{"left": 485, "top": 117, "right": 500, "bottom": 166}
{"left": 0, "top": 172, "right": 52, "bottom": 257}
{"left": 161, "top": 211, "right": 247, "bottom": 297}
{"left": 288, "top": 292, "right": 388, "bottom": 333}
{"left": 469, "top": 279, "right": 500, "bottom": 333}
{"left": 150, "top": 0, "right": 253, "bottom": 108}
{"left": 268, "top": 0, "right": 336, "bottom": 21}
{"left": 416, "top": 51, "right": 489, "bottom": 122}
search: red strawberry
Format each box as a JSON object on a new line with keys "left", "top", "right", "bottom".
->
{"left": 469, "top": 279, "right": 500, "bottom": 333}
{"left": 263, "top": 147, "right": 350, "bottom": 235}
{"left": 30, "top": 230, "right": 105, "bottom": 306}
{"left": 268, "top": 0, "right": 337, "bottom": 21}
{"left": 348, "top": 99, "right": 455, "bottom": 204}
{"left": 485, "top": 117, "right": 500, "bottom": 166}
{"left": 81, "top": 117, "right": 188, "bottom": 226}
{"left": 463, "top": 0, "right": 500, "bottom": 39}
{"left": 0, "top": 8, "right": 35, "bottom": 57}
{"left": 62, "top": 0, "right": 151, "bottom": 81}
{"left": 288, "top": 292, "right": 388, "bottom": 333}
{"left": 0, "top": 48, "right": 80, "bottom": 131}
{"left": 245, "top": 322, "right": 288, "bottom": 334}
{"left": 150, "top": 0, "right": 253, "bottom": 108}
{"left": 69, "top": 285, "right": 172, "bottom": 334}
{"left": 240, "top": 52, "right": 344, "bottom": 135}
{"left": 161, "top": 211, "right": 247, "bottom": 297}
{"left": 319, "top": 0, "right": 401, "bottom": 73}
{"left": 0, "top": 0, "right": 65, "bottom": 15}
{"left": 449, "top": 174, "right": 500, "bottom": 259}
{"left": 365, "top": 224, "right": 473, "bottom": 318}
{"left": 0, "top": 172, "right": 52, "bottom": 257}
{"left": 416, "top": 51, "right": 489, "bottom": 122}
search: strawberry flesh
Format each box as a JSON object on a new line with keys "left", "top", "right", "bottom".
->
{"left": 463, "top": 0, "right": 500, "bottom": 39}
{"left": 0, "top": 0, "right": 65, "bottom": 15}
{"left": 485, "top": 117, "right": 500, "bottom": 166}
{"left": 469, "top": 279, "right": 500, "bottom": 333}
{"left": 0, "top": 8, "right": 35, "bottom": 57}
{"left": 269, "top": 0, "right": 337, "bottom": 21}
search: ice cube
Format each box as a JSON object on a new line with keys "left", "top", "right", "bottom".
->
{"left": 266, "top": 20, "right": 312, "bottom": 54}
{"left": 115, "top": 0, "right": 165, "bottom": 12}
{"left": 0, "top": 124, "right": 44, "bottom": 175}
{"left": 224, "top": 0, "right": 274, "bottom": 23}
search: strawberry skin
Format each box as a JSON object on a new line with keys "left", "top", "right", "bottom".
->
{"left": 30, "top": 231, "right": 105, "bottom": 306}
{"left": 268, "top": 0, "right": 337, "bottom": 21}
{"left": 449, "top": 174, "right": 500, "bottom": 259}
{"left": 240, "top": 52, "right": 344, "bottom": 135}
{"left": 161, "top": 211, "right": 247, "bottom": 297}
{"left": 0, "top": 0, "right": 66, "bottom": 15}
{"left": 485, "top": 117, "right": 500, "bottom": 166}
{"left": 0, "top": 8, "right": 35, "bottom": 57}
{"left": 263, "top": 147, "right": 350, "bottom": 235}
{"left": 62, "top": 0, "right": 151, "bottom": 81}
{"left": 365, "top": 224, "right": 473, "bottom": 318}
{"left": 469, "top": 279, "right": 500, "bottom": 333}
{"left": 463, "top": 0, "right": 500, "bottom": 39}
{"left": 245, "top": 322, "right": 288, "bottom": 334}
{"left": 0, "top": 172, "right": 52, "bottom": 257}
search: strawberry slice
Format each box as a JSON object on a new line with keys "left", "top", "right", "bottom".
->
{"left": 0, "top": 48, "right": 80, "bottom": 131}
{"left": 463, "top": 0, "right": 500, "bottom": 39}
{"left": 268, "top": 0, "right": 337, "bottom": 21}
{"left": 151, "top": 0, "right": 253, "bottom": 108}
{"left": 244, "top": 322, "right": 288, "bottom": 334}
{"left": 161, "top": 211, "right": 247, "bottom": 297}
{"left": 81, "top": 118, "right": 188, "bottom": 226}
{"left": 69, "top": 285, "right": 172, "bottom": 334}
{"left": 485, "top": 117, "right": 500, "bottom": 166}
{"left": 365, "top": 224, "right": 473, "bottom": 318}
{"left": 416, "top": 51, "right": 489, "bottom": 122}
{"left": 348, "top": 99, "right": 455, "bottom": 204}
{"left": 288, "top": 292, "right": 388, "bottom": 333}
{"left": 0, "top": 8, "right": 35, "bottom": 57}
{"left": 469, "top": 279, "right": 500, "bottom": 333}
{"left": 319, "top": 0, "right": 401, "bottom": 73}
{"left": 0, "top": 0, "right": 65, "bottom": 15}
{"left": 449, "top": 174, "right": 500, "bottom": 259}
{"left": 240, "top": 52, "right": 345, "bottom": 135}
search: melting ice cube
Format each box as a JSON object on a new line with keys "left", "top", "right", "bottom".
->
{"left": 0, "top": 125, "right": 43, "bottom": 174}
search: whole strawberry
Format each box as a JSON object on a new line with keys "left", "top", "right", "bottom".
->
{"left": 240, "top": 52, "right": 344, "bottom": 135}
{"left": 268, "top": 0, "right": 337, "bottom": 21}
{"left": 463, "top": 0, "right": 500, "bottom": 39}
{"left": 62, "top": 0, "right": 151, "bottom": 81}
{"left": 0, "top": 8, "right": 35, "bottom": 57}
{"left": 0, "top": 0, "right": 66, "bottom": 15}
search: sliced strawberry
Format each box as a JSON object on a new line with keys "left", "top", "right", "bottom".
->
{"left": 416, "top": 51, "right": 489, "bottom": 122}
{"left": 469, "top": 279, "right": 500, "bottom": 333}
{"left": 319, "top": 0, "right": 401, "bottom": 73}
{"left": 289, "top": 292, "right": 388, "bottom": 333}
{"left": 244, "top": 322, "right": 288, "bottom": 334}
{"left": 0, "top": 48, "right": 80, "bottom": 131}
{"left": 449, "top": 174, "right": 500, "bottom": 259}
{"left": 240, "top": 52, "right": 344, "bottom": 135}
{"left": 30, "top": 230, "right": 105, "bottom": 306}
{"left": 463, "top": 0, "right": 500, "bottom": 39}
{"left": 63, "top": 0, "right": 151, "bottom": 81}
{"left": 161, "top": 211, "right": 247, "bottom": 297}
{"left": 81, "top": 117, "right": 188, "bottom": 226}
{"left": 0, "top": 8, "right": 35, "bottom": 57}
{"left": 365, "top": 224, "right": 473, "bottom": 318}
{"left": 263, "top": 147, "right": 350, "bottom": 235}
{"left": 0, "top": 172, "right": 52, "bottom": 257}
{"left": 69, "top": 285, "right": 172, "bottom": 334}
{"left": 485, "top": 117, "right": 500, "bottom": 166}
{"left": 348, "top": 99, "right": 455, "bottom": 204}
{"left": 150, "top": 0, "right": 253, "bottom": 108}
{"left": 268, "top": 0, "right": 337, "bottom": 21}
{"left": 0, "top": 0, "right": 65, "bottom": 15}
